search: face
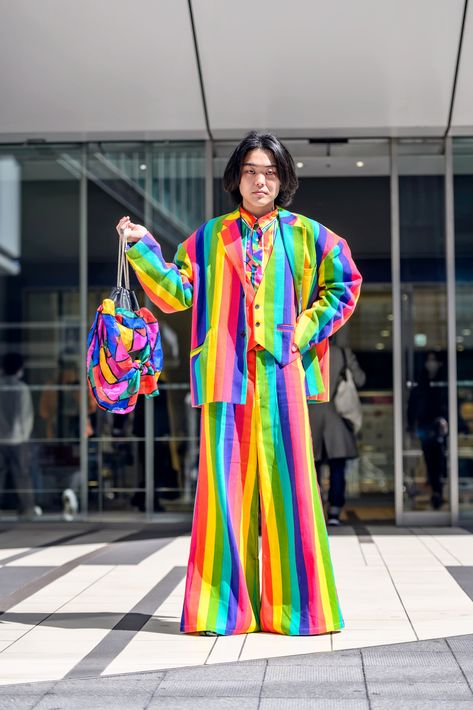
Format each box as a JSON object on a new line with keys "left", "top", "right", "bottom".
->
{"left": 425, "top": 353, "right": 441, "bottom": 377}
{"left": 239, "top": 148, "right": 281, "bottom": 216}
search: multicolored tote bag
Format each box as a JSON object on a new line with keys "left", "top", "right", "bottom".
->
{"left": 86, "top": 234, "right": 163, "bottom": 414}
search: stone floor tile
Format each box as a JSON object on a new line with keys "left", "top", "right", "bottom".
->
{"left": 267, "top": 650, "right": 362, "bottom": 666}
{"left": 261, "top": 680, "right": 367, "bottom": 699}
{"left": 370, "top": 701, "right": 473, "bottom": 710}
{"left": 148, "top": 699, "right": 259, "bottom": 710}
{"left": 34, "top": 697, "right": 150, "bottom": 710}
{"left": 364, "top": 665, "right": 465, "bottom": 682}
{"left": 362, "top": 639, "right": 449, "bottom": 658}
{"left": 0, "top": 699, "right": 42, "bottom": 710}
{"left": 51, "top": 676, "right": 160, "bottom": 695}
{"left": 155, "top": 679, "right": 262, "bottom": 697}
{"left": 447, "top": 635, "right": 473, "bottom": 653}
{"left": 260, "top": 701, "right": 370, "bottom": 710}
{"left": 264, "top": 665, "right": 364, "bottom": 682}
{"left": 367, "top": 681, "right": 472, "bottom": 700}
{"left": 0, "top": 682, "right": 56, "bottom": 696}
{"left": 164, "top": 663, "right": 266, "bottom": 681}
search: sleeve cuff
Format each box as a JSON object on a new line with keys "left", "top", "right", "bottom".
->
{"left": 125, "top": 232, "right": 154, "bottom": 257}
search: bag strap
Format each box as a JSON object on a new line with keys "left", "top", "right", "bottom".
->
{"left": 117, "top": 234, "right": 131, "bottom": 290}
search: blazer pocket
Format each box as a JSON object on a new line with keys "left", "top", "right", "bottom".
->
{"left": 276, "top": 323, "right": 295, "bottom": 332}
{"left": 301, "top": 267, "right": 316, "bottom": 307}
{"left": 190, "top": 328, "right": 213, "bottom": 359}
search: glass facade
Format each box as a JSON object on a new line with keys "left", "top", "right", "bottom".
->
{"left": 454, "top": 138, "right": 473, "bottom": 520}
{"left": 0, "top": 137, "right": 469, "bottom": 523}
{"left": 0, "top": 142, "right": 204, "bottom": 520}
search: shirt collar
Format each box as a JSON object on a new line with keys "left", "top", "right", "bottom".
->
{"left": 240, "top": 205, "right": 279, "bottom": 231}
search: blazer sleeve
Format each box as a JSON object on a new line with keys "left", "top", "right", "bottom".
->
{"left": 294, "top": 226, "right": 362, "bottom": 354}
{"left": 125, "top": 233, "right": 193, "bottom": 313}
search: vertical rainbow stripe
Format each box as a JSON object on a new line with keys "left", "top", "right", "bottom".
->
{"left": 181, "top": 349, "right": 344, "bottom": 636}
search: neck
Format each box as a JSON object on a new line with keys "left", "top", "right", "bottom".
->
{"left": 242, "top": 201, "right": 275, "bottom": 219}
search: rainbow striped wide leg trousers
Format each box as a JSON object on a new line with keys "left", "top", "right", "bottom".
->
{"left": 180, "top": 349, "right": 344, "bottom": 635}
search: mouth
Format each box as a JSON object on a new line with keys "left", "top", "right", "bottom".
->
{"left": 253, "top": 191, "right": 268, "bottom": 197}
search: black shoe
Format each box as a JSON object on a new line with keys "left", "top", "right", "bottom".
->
{"left": 327, "top": 516, "right": 341, "bottom": 526}
{"left": 200, "top": 631, "right": 220, "bottom": 636}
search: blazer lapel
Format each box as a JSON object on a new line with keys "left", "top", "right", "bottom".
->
{"left": 218, "top": 209, "right": 248, "bottom": 291}
{"left": 278, "top": 208, "right": 305, "bottom": 308}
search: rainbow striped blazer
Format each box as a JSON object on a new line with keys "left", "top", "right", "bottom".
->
{"left": 126, "top": 207, "right": 362, "bottom": 407}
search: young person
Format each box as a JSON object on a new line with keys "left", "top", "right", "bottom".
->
{"left": 117, "top": 131, "right": 362, "bottom": 636}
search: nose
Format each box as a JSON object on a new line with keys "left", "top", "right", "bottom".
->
{"left": 255, "top": 172, "right": 266, "bottom": 187}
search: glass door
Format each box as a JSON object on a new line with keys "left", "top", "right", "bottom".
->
{"left": 397, "top": 140, "right": 451, "bottom": 524}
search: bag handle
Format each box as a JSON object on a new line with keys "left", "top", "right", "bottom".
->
{"left": 117, "top": 234, "right": 131, "bottom": 290}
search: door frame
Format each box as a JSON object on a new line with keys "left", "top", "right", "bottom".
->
{"left": 391, "top": 136, "right": 459, "bottom": 526}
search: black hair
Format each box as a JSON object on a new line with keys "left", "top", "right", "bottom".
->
{"left": 2, "top": 352, "right": 24, "bottom": 376}
{"left": 223, "top": 131, "right": 298, "bottom": 208}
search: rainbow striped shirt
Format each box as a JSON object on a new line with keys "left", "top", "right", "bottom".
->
{"left": 240, "top": 205, "right": 278, "bottom": 289}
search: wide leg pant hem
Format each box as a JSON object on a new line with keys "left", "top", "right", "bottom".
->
{"left": 260, "top": 624, "right": 345, "bottom": 636}
{"left": 180, "top": 624, "right": 344, "bottom": 636}
{"left": 180, "top": 625, "right": 261, "bottom": 636}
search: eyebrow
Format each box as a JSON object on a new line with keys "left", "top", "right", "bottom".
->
{"left": 242, "top": 162, "right": 277, "bottom": 168}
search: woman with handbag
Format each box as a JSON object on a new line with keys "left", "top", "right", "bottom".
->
{"left": 116, "top": 131, "right": 362, "bottom": 636}
{"left": 309, "top": 341, "right": 366, "bottom": 526}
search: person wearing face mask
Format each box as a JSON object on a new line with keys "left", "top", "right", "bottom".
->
{"left": 115, "top": 131, "right": 362, "bottom": 637}
{"left": 407, "top": 351, "right": 448, "bottom": 510}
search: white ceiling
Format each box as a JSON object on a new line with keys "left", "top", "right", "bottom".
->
{"left": 0, "top": 0, "right": 471, "bottom": 141}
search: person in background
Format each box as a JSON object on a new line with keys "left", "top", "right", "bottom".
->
{"left": 407, "top": 351, "right": 448, "bottom": 510}
{"left": 0, "top": 353, "right": 41, "bottom": 519}
{"left": 309, "top": 342, "right": 366, "bottom": 526}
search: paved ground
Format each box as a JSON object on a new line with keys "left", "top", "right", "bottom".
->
{"left": 0, "top": 519, "right": 473, "bottom": 708}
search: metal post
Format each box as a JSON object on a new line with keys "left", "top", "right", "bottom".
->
{"left": 390, "top": 139, "right": 404, "bottom": 526}
{"left": 144, "top": 143, "right": 154, "bottom": 519}
{"left": 79, "top": 144, "right": 88, "bottom": 519}
{"left": 445, "top": 136, "right": 459, "bottom": 526}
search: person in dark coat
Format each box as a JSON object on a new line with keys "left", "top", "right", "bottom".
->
{"left": 309, "top": 342, "right": 366, "bottom": 525}
{"left": 407, "top": 351, "right": 448, "bottom": 510}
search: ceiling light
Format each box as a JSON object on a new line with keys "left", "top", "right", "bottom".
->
{"left": 356, "top": 161, "right": 364, "bottom": 168}
{"left": 414, "top": 333, "right": 427, "bottom": 347}
{"left": 296, "top": 161, "right": 304, "bottom": 169}
{"left": 375, "top": 343, "right": 385, "bottom": 350}
{"left": 139, "top": 164, "right": 147, "bottom": 171}
{"left": 380, "top": 329, "right": 390, "bottom": 337}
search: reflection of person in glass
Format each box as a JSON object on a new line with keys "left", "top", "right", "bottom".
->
{"left": 0, "top": 353, "right": 39, "bottom": 518}
{"left": 116, "top": 132, "right": 361, "bottom": 637}
{"left": 407, "top": 351, "right": 448, "bottom": 510}
{"left": 310, "top": 342, "right": 366, "bottom": 526}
